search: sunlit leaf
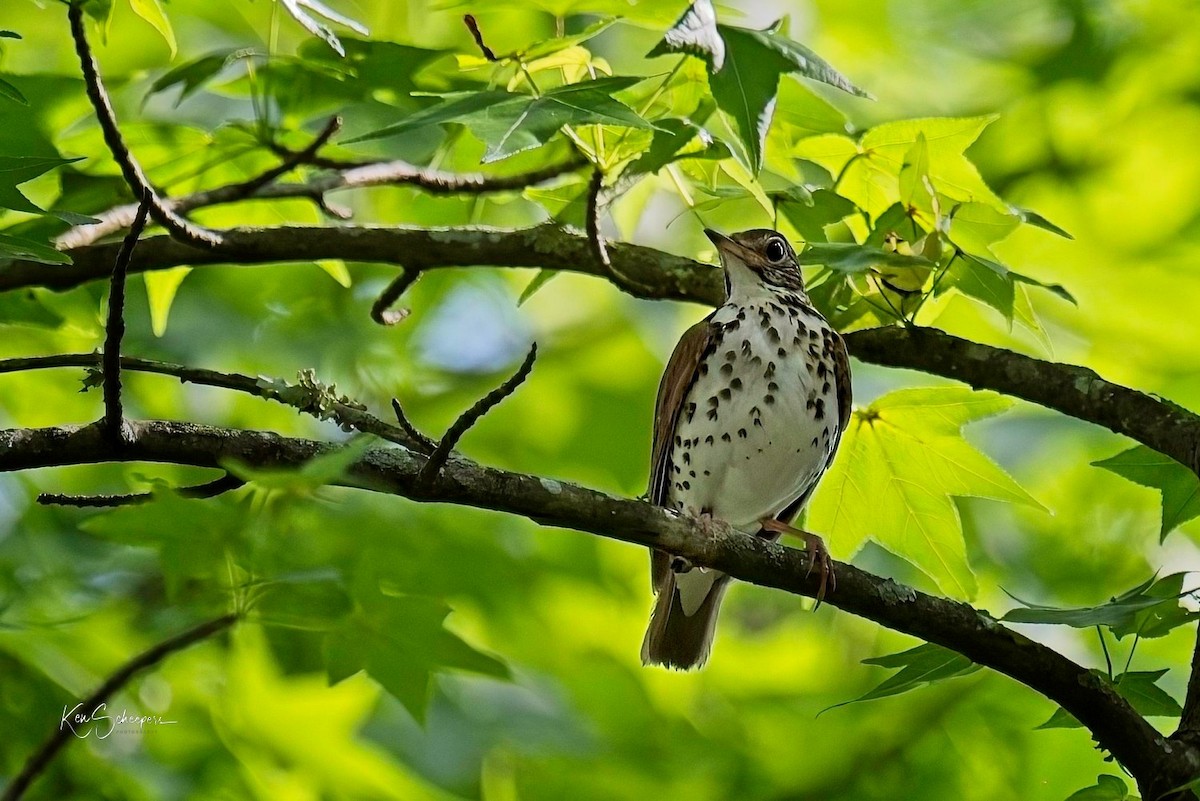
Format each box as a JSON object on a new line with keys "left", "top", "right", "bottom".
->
{"left": 349, "top": 77, "right": 653, "bottom": 162}
{"left": 143, "top": 266, "right": 191, "bottom": 337}
{"left": 279, "top": 0, "right": 368, "bottom": 57}
{"left": 128, "top": 0, "right": 177, "bottom": 57}
{"left": 518, "top": 269, "right": 560, "bottom": 305}
{"left": 1094, "top": 446, "right": 1200, "bottom": 541}
{"left": 809, "top": 388, "right": 1041, "bottom": 598}
{"left": 1015, "top": 206, "right": 1073, "bottom": 239}
{"left": 522, "top": 17, "right": 618, "bottom": 61}
{"left": 647, "top": 0, "right": 724, "bottom": 70}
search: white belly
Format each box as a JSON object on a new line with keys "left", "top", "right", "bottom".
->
{"left": 667, "top": 300, "right": 839, "bottom": 533}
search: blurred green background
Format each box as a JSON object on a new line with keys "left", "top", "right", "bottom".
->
{"left": 1, "top": 1, "right": 1199, "bottom": 799}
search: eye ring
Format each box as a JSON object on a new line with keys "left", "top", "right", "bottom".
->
{"left": 765, "top": 237, "right": 788, "bottom": 264}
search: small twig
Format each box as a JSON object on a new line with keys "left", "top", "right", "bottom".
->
{"left": 463, "top": 14, "right": 498, "bottom": 61}
{"left": 0, "top": 613, "right": 238, "bottom": 801}
{"left": 102, "top": 191, "right": 151, "bottom": 447}
{"left": 391, "top": 399, "right": 437, "bottom": 455}
{"left": 67, "top": 2, "right": 223, "bottom": 250}
{"left": 417, "top": 344, "right": 538, "bottom": 487}
{"left": 37, "top": 473, "right": 245, "bottom": 508}
{"left": 371, "top": 269, "right": 421, "bottom": 325}
{"left": 0, "top": 353, "right": 424, "bottom": 452}
{"left": 231, "top": 116, "right": 342, "bottom": 196}
{"left": 586, "top": 168, "right": 654, "bottom": 294}
{"left": 55, "top": 156, "right": 588, "bottom": 250}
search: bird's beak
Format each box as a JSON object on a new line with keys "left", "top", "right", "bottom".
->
{"left": 704, "top": 228, "right": 752, "bottom": 265}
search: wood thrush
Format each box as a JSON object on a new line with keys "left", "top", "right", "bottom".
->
{"left": 641, "top": 228, "right": 852, "bottom": 670}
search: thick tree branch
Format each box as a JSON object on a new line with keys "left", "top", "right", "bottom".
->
{"left": 841, "top": 327, "right": 1200, "bottom": 477}
{"left": 0, "top": 419, "right": 1186, "bottom": 790}
{"left": 0, "top": 612, "right": 237, "bottom": 801}
{"left": 8, "top": 226, "right": 1197, "bottom": 475}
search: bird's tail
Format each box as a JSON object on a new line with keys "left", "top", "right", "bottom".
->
{"left": 641, "top": 571, "right": 730, "bottom": 670}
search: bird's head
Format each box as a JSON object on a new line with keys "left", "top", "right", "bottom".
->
{"left": 704, "top": 228, "right": 806, "bottom": 296}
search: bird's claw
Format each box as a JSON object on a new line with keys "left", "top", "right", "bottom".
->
{"left": 759, "top": 518, "right": 836, "bottom": 607}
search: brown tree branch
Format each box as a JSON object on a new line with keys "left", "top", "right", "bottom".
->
{"left": 0, "top": 612, "right": 237, "bottom": 801}
{"left": 101, "top": 192, "right": 150, "bottom": 447}
{"left": 54, "top": 158, "right": 589, "bottom": 250}
{"left": 7, "top": 226, "right": 1197, "bottom": 476}
{"left": 417, "top": 343, "right": 537, "bottom": 487}
{"left": 37, "top": 472, "right": 244, "bottom": 507}
{"left": 0, "top": 418, "right": 1188, "bottom": 794}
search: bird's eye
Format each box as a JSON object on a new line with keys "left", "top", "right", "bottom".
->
{"left": 765, "top": 237, "right": 788, "bottom": 263}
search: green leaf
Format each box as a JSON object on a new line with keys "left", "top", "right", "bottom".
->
{"left": 518, "top": 269, "right": 560, "bottom": 305}
{"left": 350, "top": 77, "right": 653, "bottom": 163}
{"left": 280, "top": 0, "right": 368, "bottom": 57}
{"left": 1002, "top": 572, "right": 1193, "bottom": 633}
{"left": 1064, "top": 775, "right": 1133, "bottom": 801}
{"left": 624, "top": 117, "right": 730, "bottom": 177}
{"left": 326, "top": 590, "right": 508, "bottom": 722}
{"left": 255, "top": 577, "right": 354, "bottom": 630}
{"left": 128, "top": 0, "right": 176, "bottom": 57}
{"left": 809, "top": 388, "right": 1041, "bottom": 599}
{"left": 0, "top": 155, "right": 85, "bottom": 214}
{"left": 1095, "top": 445, "right": 1200, "bottom": 540}
{"left": 0, "top": 290, "right": 65, "bottom": 328}
{"left": 949, "top": 201, "right": 1020, "bottom": 253}
{"left": 796, "top": 241, "right": 933, "bottom": 273}
{"left": 226, "top": 436, "right": 375, "bottom": 492}
{"left": 143, "top": 266, "right": 191, "bottom": 337}
{"left": 1016, "top": 206, "right": 1073, "bottom": 239}
{"left": 147, "top": 51, "right": 233, "bottom": 104}
{"left": 523, "top": 17, "right": 618, "bottom": 61}
{"left": 1040, "top": 670, "right": 1181, "bottom": 730}
{"left": 1114, "top": 669, "right": 1183, "bottom": 718}
{"left": 1010, "top": 271, "right": 1077, "bottom": 305}
{"left": 0, "top": 76, "right": 27, "bottom": 105}
{"left": 648, "top": 0, "right": 724, "bottom": 70}
{"left": 949, "top": 252, "right": 1015, "bottom": 320}
{"left": 898, "top": 133, "right": 929, "bottom": 209}
{"left": 824, "top": 644, "right": 979, "bottom": 712}
{"left": 797, "top": 116, "right": 1001, "bottom": 216}
{"left": 651, "top": 5, "right": 864, "bottom": 173}
{"left": 778, "top": 189, "right": 857, "bottom": 243}
{"left": 736, "top": 21, "right": 870, "bottom": 99}
{"left": 0, "top": 232, "right": 70, "bottom": 265}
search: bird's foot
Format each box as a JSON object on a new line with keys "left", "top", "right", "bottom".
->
{"left": 759, "top": 519, "right": 836, "bottom": 605}
{"left": 670, "top": 556, "right": 694, "bottom": 574}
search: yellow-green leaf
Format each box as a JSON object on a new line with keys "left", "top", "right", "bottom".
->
{"left": 808, "top": 387, "right": 1042, "bottom": 599}
{"left": 129, "top": 0, "right": 177, "bottom": 57}
{"left": 317, "top": 259, "right": 352, "bottom": 288}
{"left": 144, "top": 266, "right": 191, "bottom": 337}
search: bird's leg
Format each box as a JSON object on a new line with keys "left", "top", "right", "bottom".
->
{"left": 759, "top": 518, "right": 836, "bottom": 604}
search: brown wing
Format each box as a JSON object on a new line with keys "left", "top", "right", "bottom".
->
{"left": 648, "top": 314, "right": 716, "bottom": 505}
{"left": 778, "top": 328, "right": 853, "bottom": 526}
{"left": 648, "top": 314, "right": 716, "bottom": 590}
